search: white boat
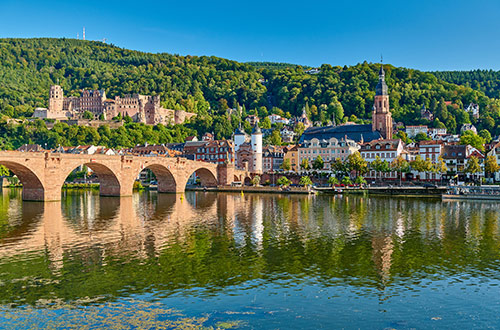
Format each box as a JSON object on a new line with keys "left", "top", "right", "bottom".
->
{"left": 442, "top": 185, "right": 500, "bottom": 201}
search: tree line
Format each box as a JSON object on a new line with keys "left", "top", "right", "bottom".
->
{"left": 2, "top": 38, "right": 500, "bottom": 140}
{"left": 0, "top": 119, "right": 195, "bottom": 150}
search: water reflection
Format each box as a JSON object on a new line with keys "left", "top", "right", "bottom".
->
{"left": 0, "top": 190, "right": 500, "bottom": 327}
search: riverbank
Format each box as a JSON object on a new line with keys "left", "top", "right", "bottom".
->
{"left": 315, "top": 185, "right": 446, "bottom": 197}
{"left": 62, "top": 183, "right": 100, "bottom": 190}
{"left": 186, "top": 186, "right": 313, "bottom": 194}
{"left": 1, "top": 183, "right": 447, "bottom": 197}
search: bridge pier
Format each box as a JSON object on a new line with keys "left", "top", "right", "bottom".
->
{"left": 22, "top": 187, "right": 46, "bottom": 202}
{"left": 217, "top": 163, "right": 234, "bottom": 186}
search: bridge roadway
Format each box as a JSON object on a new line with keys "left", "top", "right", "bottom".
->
{"left": 0, "top": 151, "right": 250, "bottom": 201}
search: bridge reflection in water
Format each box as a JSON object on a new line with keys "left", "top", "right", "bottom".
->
{"left": 0, "top": 190, "right": 500, "bottom": 328}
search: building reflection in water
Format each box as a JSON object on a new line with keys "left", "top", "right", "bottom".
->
{"left": 0, "top": 190, "right": 499, "bottom": 300}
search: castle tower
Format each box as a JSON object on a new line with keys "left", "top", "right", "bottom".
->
{"left": 251, "top": 125, "right": 263, "bottom": 173}
{"left": 49, "top": 85, "right": 64, "bottom": 114}
{"left": 233, "top": 125, "right": 247, "bottom": 151}
{"left": 372, "top": 65, "right": 393, "bottom": 139}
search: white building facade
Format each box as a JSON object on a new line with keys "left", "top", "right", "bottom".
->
{"left": 298, "top": 137, "right": 360, "bottom": 170}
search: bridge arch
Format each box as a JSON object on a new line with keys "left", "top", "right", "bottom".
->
{"left": 141, "top": 164, "right": 177, "bottom": 193}
{"left": 0, "top": 161, "right": 45, "bottom": 201}
{"left": 61, "top": 162, "right": 122, "bottom": 197}
{"left": 244, "top": 176, "right": 252, "bottom": 186}
{"left": 191, "top": 167, "right": 218, "bottom": 188}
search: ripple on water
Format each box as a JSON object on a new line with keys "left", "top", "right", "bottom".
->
{"left": 0, "top": 191, "right": 499, "bottom": 328}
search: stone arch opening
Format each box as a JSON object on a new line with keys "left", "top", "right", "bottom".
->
{"left": 187, "top": 167, "right": 218, "bottom": 189}
{"left": 0, "top": 161, "right": 45, "bottom": 201}
{"left": 62, "top": 162, "right": 121, "bottom": 197}
{"left": 244, "top": 176, "right": 252, "bottom": 186}
{"left": 142, "top": 164, "right": 177, "bottom": 193}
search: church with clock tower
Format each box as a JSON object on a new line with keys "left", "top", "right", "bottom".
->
{"left": 372, "top": 65, "right": 393, "bottom": 139}
{"left": 299, "top": 64, "right": 394, "bottom": 146}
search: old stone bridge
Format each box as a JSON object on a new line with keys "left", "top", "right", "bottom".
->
{"left": 0, "top": 151, "right": 250, "bottom": 201}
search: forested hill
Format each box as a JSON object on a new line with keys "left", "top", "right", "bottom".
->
{"left": 1, "top": 38, "right": 500, "bottom": 138}
{"left": 432, "top": 70, "right": 500, "bottom": 99}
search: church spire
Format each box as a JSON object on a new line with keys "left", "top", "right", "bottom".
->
{"left": 372, "top": 57, "right": 392, "bottom": 139}
{"left": 376, "top": 62, "right": 388, "bottom": 96}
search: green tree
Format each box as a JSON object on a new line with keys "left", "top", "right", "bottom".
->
{"left": 414, "top": 132, "right": 430, "bottom": 142}
{"left": 341, "top": 176, "right": 352, "bottom": 185}
{"left": 251, "top": 175, "right": 261, "bottom": 186}
{"left": 299, "top": 176, "right": 313, "bottom": 187}
{"left": 460, "top": 131, "right": 486, "bottom": 152}
{"left": 484, "top": 155, "right": 499, "bottom": 179}
{"left": 294, "top": 122, "right": 305, "bottom": 139}
{"left": 465, "top": 156, "right": 481, "bottom": 182}
{"left": 370, "top": 156, "right": 384, "bottom": 180}
{"left": 312, "top": 155, "right": 324, "bottom": 170}
{"left": 479, "top": 129, "right": 492, "bottom": 143}
{"left": 330, "top": 158, "right": 347, "bottom": 177}
{"left": 355, "top": 176, "right": 367, "bottom": 185}
{"left": 411, "top": 155, "right": 433, "bottom": 181}
{"left": 300, "top": 158, "right": 310, "bottom": 171}
{"left": 0, "top": 165, "right": 10, "bottom": 177}
{"left": 433, "top": 156, "right": 448, "bottom": 183}
{"left": 394, "top": 131, "right": 411, "bottom": 144}
{"left": 260, "top": 117, "right": 272, "bottom": 129}
{"left": 269, "top": 130, "right": 282, "bottom": 146}
{"left": 82, "top": 111, "right": 94, "bottom": 120}
{"left": 280, "top": 158, "right": 291, "bottom": 171}
{"left": 347, "top": 152, "right": 368, "bottom": 178}
{"left": 328, "top": 176, "right": 339, "bottom": 186}
{"left": 391, "top": 155, "right": 410, "bottom": 186}
{"left": 277, "top": 176, "right": 291, "bottom": 187}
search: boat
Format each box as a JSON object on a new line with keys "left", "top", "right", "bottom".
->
{"left": 312, "top": 186, "right": 343, "bottom": 194}
{"left": 442, "top": 185, "right": 500, "bottom": 201}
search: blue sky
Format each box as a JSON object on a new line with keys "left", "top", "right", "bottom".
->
{"left": 1, "top": 0, "right": 499, "bottom": 71}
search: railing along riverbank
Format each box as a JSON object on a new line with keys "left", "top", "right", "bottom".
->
{"left": 315, "top": 185, "right": 447, "bottom": 197}
{"left": 186, "top": 185, "right": 314, "bottom": 194}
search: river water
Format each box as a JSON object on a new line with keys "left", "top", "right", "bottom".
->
{"left": 0, "top": 188, "right": 499, "bottom": 329}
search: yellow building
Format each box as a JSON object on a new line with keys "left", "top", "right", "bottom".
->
{"left": 284, "top": 145, "right": 299, "bottom": 172}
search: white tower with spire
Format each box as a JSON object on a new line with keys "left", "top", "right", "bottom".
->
{"left": 251, "top": 125, "right": 263, "bottom": 173}
{"left": 233, "top": 125, "right": 247, "bottom": 151}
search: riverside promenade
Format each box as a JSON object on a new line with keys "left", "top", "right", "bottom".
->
{"left": 187, "top": 185, "right": 446, "bottom": 196}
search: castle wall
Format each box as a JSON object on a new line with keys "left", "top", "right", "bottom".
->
{"left": 42, "top": 86, "right": 196, "bottom": 125}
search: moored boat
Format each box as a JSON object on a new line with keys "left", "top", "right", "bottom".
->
{"left": 442, "top": 185, "right": 500, "bottom": 201}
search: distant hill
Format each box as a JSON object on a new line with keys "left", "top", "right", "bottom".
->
{"left": 0, "top": 38, "right": 499, "bottom": 137}
{"left": 246, "top": 62, "right": 302, "bottom": 69}
{"left": 0, "top": 38, "right": 267, "bottom": 118}
{"left": 432, "top": 70, "right": 500, "bottom": 99}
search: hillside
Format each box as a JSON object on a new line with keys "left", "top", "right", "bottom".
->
{"left": 0, "top": 38, "right": 500, "bottom": 141}
{"left": 0, "top": 38, "right": 267, "bottom": 117}
{"left": 432, "top": 70, "right": 500, "bottom": 99}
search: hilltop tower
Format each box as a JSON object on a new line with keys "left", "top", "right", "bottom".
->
{"left": 49, "top": 85, "right": 64, "bottom": 114}
{"left": 372, "top": 65, "right": 393, "bottom": 139}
